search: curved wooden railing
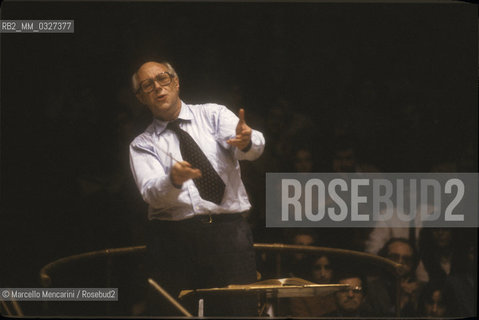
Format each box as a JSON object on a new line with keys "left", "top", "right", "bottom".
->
{"left": 39, "top": 243, "right": 404, "bottom": 317}
{"left": 254, "top": 243, "right": 405, "bottom": 277}
{"left": 39, "top": 245, "right": 147, "bottom": 288}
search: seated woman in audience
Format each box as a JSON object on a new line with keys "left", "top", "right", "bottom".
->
{"left": 288, "top": 255, "right": 337, "bottom": 317}
{"left": 417, "top": 281, "right": 451, "bottom": 318}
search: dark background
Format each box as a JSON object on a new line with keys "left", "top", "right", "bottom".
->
{"left": 1, "top": 0, "right": 477, "bottom": 315}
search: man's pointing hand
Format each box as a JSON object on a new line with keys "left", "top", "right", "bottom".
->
{"left": 227, "top": 108, "right": 252, "bottom": 151}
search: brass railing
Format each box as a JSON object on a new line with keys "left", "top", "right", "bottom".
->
{"left": 39, "top": 243, "right": 404, "bottom": 317}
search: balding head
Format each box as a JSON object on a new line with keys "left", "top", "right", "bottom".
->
{"left": 132, "top": 61, "right": 181, "bottom": 121}
{"left": 132, "top": 61, "right": 178, "bottom": 93}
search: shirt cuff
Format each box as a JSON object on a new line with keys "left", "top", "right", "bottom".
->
{"left": 169, "top": 173, "right": 183, "bottom": 189}
{"left": 234, "top": 129, "right": 265, "bottom": 160}
{"left": 241, "top": 140, "right": 253, "bottom": 153}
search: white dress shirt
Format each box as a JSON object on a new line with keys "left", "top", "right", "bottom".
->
{"left": 129, "top": 101, "right": 265, "bottom": 220}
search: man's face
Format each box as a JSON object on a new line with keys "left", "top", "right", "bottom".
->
{"left": 332, "top": 148, "right": 355, "bottom": 172}
{"left": 424, "top": 290, "right": 446, "bottom": 317}
{"left": 432, "top": 228, "right": 452, "bottom": 248}
{"left": 335, "top": 277, "right": 363, "bottom": 314}
{"left": 312, "top": 256, "right": 333, "bottom": 284}
{"left": 387, "top": 241, "right": 414, "bottom": 275}
{"left": 293, "top": 234, "right": 314, "bottom": 260}
{"left": 135, "top": 62, "right": 181, "bottom": 121}
{"left": 294, "top": 149, "right": 313, "bottom": 172}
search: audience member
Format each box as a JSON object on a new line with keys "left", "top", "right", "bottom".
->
{"left": 364, "top": 188, "right": 429, "bottom": 282}
{"left": 285, "top": 230, "right": 319, "bottom": 280}
{"left": 417, "top": 282, "right": 451, "bottom": 318}
{"left": 293, "top": 147, "right": 315, "bottom": 172}
{"left": 324, "top": 271, "right": 375, "bottom": 317}
{"left": 288, "top": 255, "right": 337, "bottom": 317}
{"left": 367, "top": 238, "right": 424, "bottom": 317}
{"left": 418, "top": 228, "right": 453, "bottom": 283}
{"left": 444, "top": 232, "right": 476, "bottom": 317}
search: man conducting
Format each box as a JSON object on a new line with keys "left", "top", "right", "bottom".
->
{"left": 129, "top": 61, "right": 265, "bottom": 316}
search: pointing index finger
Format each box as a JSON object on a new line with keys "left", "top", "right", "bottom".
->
{"left": 238, "top": 108, "right": 245, "bottom": 123}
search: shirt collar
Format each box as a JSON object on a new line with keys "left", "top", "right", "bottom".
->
{"left": 152, "top": 101, "right": 193, "bottom": 135}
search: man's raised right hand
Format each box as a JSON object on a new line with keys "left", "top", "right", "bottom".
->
{"left": 170, "top": 161, "right": 202, "bottom": 187}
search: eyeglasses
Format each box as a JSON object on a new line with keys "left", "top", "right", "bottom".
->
{"left": 340, "top": 286, "right": 363, "bottom": 294}
{"left": 137, "top": 72, "right": 173, "bottom": 94}
{"left": 387, "top": 253, "right": 414, "bottom": 265}
{"left": 313, "top": 265, "right": 331, "bottom": 270}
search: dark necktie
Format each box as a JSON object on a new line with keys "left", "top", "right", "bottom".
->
{"left": 167, "top": 120, "right": 225, "bottom": 204}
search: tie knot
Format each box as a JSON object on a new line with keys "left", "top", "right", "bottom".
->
{"left": 167, "top": 119, "right": 181, "bottom": 132}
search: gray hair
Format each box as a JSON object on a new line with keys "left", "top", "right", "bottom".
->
{"left": 131, "top": 61, "right": 178, "bottom": 93}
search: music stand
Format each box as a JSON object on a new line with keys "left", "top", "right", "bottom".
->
{"left": 179, "top": 278, "right": 350, "bottom": 316}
